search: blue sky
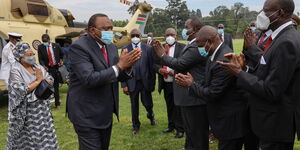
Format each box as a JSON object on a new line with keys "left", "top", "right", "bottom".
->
{"left": 47, "top": 0, "right": 300, "bottom": 22}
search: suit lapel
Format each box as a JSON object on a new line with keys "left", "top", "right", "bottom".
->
{"left": 87, "top": 35, "right": 108, "bottom": 68}
{"left": 106, "top": 44, "right": 114, "bottom": 67}
{"left": 174, "top": 43, "right": 181, "bottom": 58}
{"left": 264, "top": 25, "right": 294, "bottom": 58}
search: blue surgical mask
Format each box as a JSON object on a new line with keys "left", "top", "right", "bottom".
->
{"left": 101, "top": 31, "right": 113, "bottom": 45}
{"left": 43, "top": 42, "right": 49, "bottom": 47}
{"left": 182, "top": 29, "right": 189, "bottom": 41}
{"left": 251, "top": 27, "right": 256, "bottom": 32}
{"left": 218, "top": 29, "right": 224, "bottom": 35}
{"left": 198, "top": 47, "right": 208, "bottom": 57}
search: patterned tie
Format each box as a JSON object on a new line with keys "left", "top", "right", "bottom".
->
{"left": 47, "top": 46, "right": 54, "bottom": 67}
{"left": 162, "top": 45, "right": 170, "bottom": 79}
{"left": 263, "top": 36, "right": 273, "bottom": 54}
{"left": 101, "top": 46, "right": 108, "bottom": 64}
{"left": 258, "top": 33, "right": 267, "bottom": 47}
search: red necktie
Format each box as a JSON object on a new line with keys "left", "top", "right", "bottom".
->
{"left": 147, "top": 41, "right": 151, "bottom": 46}
{"left": 47, "top": 46, "right": 54, "bottom": 67}
{"left": 264, "top": 36, "right": 272, "bottom": 54}
{"left": 162, "top": 45, "right": 170, "bottom": 79}
{"left": 258, "top": 33, "right": 266, "bottom": 47}
{"left": 101, "top": 46, "right": 108, "bottom": 64}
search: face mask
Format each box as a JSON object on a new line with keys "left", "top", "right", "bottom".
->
{"left": 23, "top": 56, "right": 36, "bottom": 65}
{"left": 198, "top": 41, "right": 209, "bottom": 57}
{"left": 251, "top": 27, "right": 257, "bottom": 32}
{"left": 43, "top": 42, "right": 49, "bottom": 47}
{"left": 166, "top": 36, "right": 176, "bottom": 45}
{"left": 100, "top": 31, "right": 113, "bottom": 45}
{"left": 147, "top": 37, "right": 152, "bottom": 41}
{"left": 131, "top": 37, "right": 140, "bottom": 44}
{"left": 182, "top": 29, "right": 189, "bottom": 40}
{"left": 256, "top": 10, "right": 279, "bottom": 31}
{"left": 218, "top": 29, "right": 224, "bottom": 35}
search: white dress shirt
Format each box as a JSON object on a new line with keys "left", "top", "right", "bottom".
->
{"left": 0, "top": 42, "right": 16, "bottom": 86}
{"left": 164, "top": 44, "right": 176, "bottom": 82}
{"left": 96, "top": 42, "right": 119, "bottom": 77}
{"left": 132, "top": 42, "right": 141, "bottom": 49}
{"left": 210, "top": 42, "right": 223, "bottom": 62}
{"left": 271, "top": 21, "right": 293, "bottom": 40}
{"left": 47, "top": 43, "right": 57, "bottom": 65}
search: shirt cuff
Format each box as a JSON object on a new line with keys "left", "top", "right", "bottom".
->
{"left": 245, "top": 65, "right": 250, "bottom": 73}
{"left": 112, "top": 65, "right": 119, "bottom": 77}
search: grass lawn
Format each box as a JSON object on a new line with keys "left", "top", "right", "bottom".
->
{"left": 0, "top": 39, "right": 300, "bottom": 150}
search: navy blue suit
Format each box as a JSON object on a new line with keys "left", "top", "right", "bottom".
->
{"left": 121, "top": 42, "right": 156, "bottom": 129}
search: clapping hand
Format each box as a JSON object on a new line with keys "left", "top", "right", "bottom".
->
{"left": 243, "top": 27, "right": 258, "bottom": 50}
{"left": 118, "top": 48, "right": 142, "bottom": 71}
{"left": 153, "top": 40, "right": 166, "bottom": 57}
{"left": 175, "top": 73, "right": 194, "bottom": 88}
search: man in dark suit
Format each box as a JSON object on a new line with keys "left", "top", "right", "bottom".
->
{"left": 175, "top": 26, "right": 249, "bottom": 150}
{"left": 121, "top": 29, "right": 157, "bottom": 134}
{"left": 217, "top": 24, "right": 233, "bottom": 50}
{"left": 67, "top": 13, "right": 141, "bottom": 150}
{"left": 146, "top": 32, "right": 154, "bottom": 47}
{"left": 154, "top": 28, "right": 185, "bottom": 138}
{"left": 219, "top": 0, "right": 300, "bottom": 149}
{"left": 38, "top": 34, "right": 64, "bottom": 109}
{"left": 154, "top": 18, "right": 209, "bottom": 150}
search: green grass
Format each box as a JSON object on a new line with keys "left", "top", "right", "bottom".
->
{"left": 1, "top": 39, "right": 300, "bottom": 150}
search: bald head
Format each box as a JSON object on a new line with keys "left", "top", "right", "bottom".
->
{"left": 196, "top": 26, "right": 222, "bottom": 54}
{"left": 196, "top": 26, "right": 218, "bottom": 42}
{"left": 165, "top": 28, "right": 177, "bottom": 36}
{"left": 131, "top": 28, "right": 141, "bottom": 35}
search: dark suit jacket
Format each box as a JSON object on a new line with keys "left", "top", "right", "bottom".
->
{"left": 153, "top": 42, "right": 185, "bottom": 93}
{"left": 121, "top": 42, "right": 156, "bottom": 92}
{"left": 224, "top": 33, "right": 233, "bottom": 50}
{"left": 237, "top": 25, "right": 300, "bottom": 142}
{"left": 189, "top": 43, "right": 248, "bottom": 140}
{"left": 67, "top": 35, "right": 132, "bottom": 129}
{"left": 38, "top": 43, "right": 63, "bottom": 68}
{"left": 161, "top": 40, "right": 207, "bottom": 106}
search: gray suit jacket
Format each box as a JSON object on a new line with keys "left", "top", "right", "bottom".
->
{"left": 161, "top": 41, "right": 207, "bottom": 106}
{"left": 67, "top": 35, "right": 132, "bottom": 129}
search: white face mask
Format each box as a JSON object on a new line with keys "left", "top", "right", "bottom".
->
{"left": 147, "top": 37, "right": 152, "bottom": 41}
{"left": 131, "top": 37, "right": 140, "bottom": 44}
{"left": 256, "top": 10, "right": 279, "bottom": 31}
{"left": 166, "top": 36, "right": 176, "bottom": 45}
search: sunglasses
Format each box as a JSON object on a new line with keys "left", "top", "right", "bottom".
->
{"left": 131, "top": 34, "right": 140, "bottom": 38}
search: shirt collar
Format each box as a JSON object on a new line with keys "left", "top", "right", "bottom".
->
{"left": 271, "top": 21, "right": 293, "bottom": 40}
{"left": 96, "top": 42, "right": 104, "bottom": 49}
{"left": 189, "top": 38, "right": 197, "bottom": 44}
{"left": 210, "top": 42, "right": 223, "bottom": 61}
{"left": 265, "top": 29, "right": 273, "bottom": 37}
{"left": 132, "top": 42, "right": 141, "bottom": 48}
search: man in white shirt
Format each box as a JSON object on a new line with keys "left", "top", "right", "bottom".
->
{"left": 154, "top": 28, "right": 186, "bottom": 138}
{"left": 0, "top": 32, "right": 22, "bottom": 86}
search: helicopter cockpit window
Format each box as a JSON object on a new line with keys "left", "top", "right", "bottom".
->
{"left": 114, "top": 32, "right": 123, "bottom": 39}
{"left": 27, "top": 4, "right": 48, "bottom": 16}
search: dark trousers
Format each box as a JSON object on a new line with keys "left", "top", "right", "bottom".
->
{"left": 74, "top": 124, "right": 112, "bottom": 150}
{"left": 218, "top": 138, "right": 244, "bottom": 150}
{"left": 163, "top": 82, "right": 184, "bottom": 132}
{"left": 129, "top": 81, "right": 154, "bottom": 129}
{"left": 181, "top": 105, "right": 209, "bottom": 150}
{"left": 244, "top": 129, "right": 259, "bottom": 150}
{"left": 48, "top": 67, "right": 60, "bottom": 106}
{"left": 260, "top": 140, "right": 294, "bottom": 150}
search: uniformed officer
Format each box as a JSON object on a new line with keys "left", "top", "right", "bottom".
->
{"left": 0, "top": 32, "right": 23, "bottom": 86}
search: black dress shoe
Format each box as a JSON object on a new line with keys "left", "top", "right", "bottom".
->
{"left": 163, "top": 128, "right": 174, "bottom": 133}
{"left": 175, "top": 132, "right": 184, "bottom": 138}
{"left": 150, "top": 119, "right": 157, "bottom": 126}
{"left": 132, "top": 128, "right": 139, "bottom": 135}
